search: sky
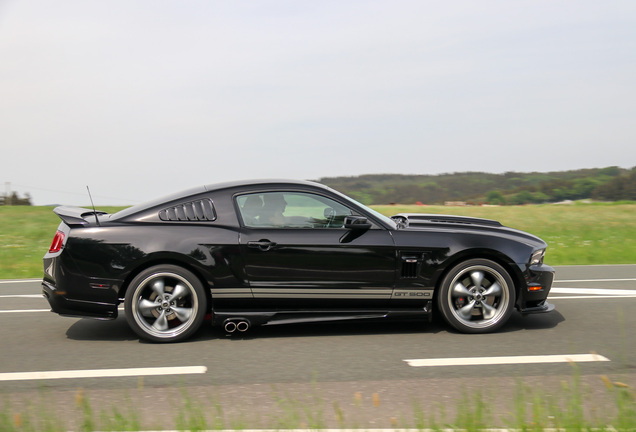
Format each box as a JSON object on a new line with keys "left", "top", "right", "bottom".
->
{"left": 1, "top": 1, "right": 635, "bottom": 206}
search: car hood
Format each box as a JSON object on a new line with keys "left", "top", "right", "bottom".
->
{"left": 391, "top": 213, "right": 546, "bottom": 247}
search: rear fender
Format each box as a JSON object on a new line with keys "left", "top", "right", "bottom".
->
{"left": 118, "top": 256, "right": 214, "bottom": 311}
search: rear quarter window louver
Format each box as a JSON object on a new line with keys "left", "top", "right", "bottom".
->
{"left": 159, "top": 199, "right": 216, "bottom": 222}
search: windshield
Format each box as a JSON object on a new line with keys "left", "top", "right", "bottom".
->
{"left": 336, "top": 193, "right": 398, "bottom": 229}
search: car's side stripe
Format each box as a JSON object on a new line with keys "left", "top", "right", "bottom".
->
{"left": 210, "top": 287, "right": 435, "bottom": 300}
{"left": 251, "top": 288, "right": 391, "bottom": 299}
{"left": 210, "top": 288, "right": 253, "bottom": 298}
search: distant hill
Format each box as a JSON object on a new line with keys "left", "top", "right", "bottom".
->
{"left": 317, "top": 166, "right": 636, "bottom": 205}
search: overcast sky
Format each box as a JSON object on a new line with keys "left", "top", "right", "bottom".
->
{"left": 1, "top": 1, "right": 635, "bottom": 206}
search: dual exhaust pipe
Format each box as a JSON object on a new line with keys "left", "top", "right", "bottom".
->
{"left": 223, "top": 319, "right": 250, "bottom": 333}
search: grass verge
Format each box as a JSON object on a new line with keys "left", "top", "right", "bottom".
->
{"left": 0, "top": 206, "right": 124, "bottom": 279}
{"left": 374, "top": 202, "right": 636, "bottom": 266}
{"left": 1, "top": 371, "right": 634, "bottom": 431}
{"left": 1, "top": 202, "right": 635, "bottom": 279}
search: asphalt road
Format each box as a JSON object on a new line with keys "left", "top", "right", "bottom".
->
{"left": 1, "top": 265, "right": 635, "bottom": 428}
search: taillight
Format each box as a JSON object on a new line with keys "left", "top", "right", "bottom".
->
{"left": 49, "top": 230, "right": 65, "bottom": 253}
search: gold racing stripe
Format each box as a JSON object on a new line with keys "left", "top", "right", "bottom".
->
{"left": 211, "top": 287, "right": 434, "bottom": 299}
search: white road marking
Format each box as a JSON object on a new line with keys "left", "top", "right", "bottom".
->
{"left": 0, "top": 309, "right": 50, "bottom": 313}
{"left": 550, "top": 295, "right": 636, "bottom": 300}
{"left": 0, "top": 307, "right": 123, "bottom": 314}
{"left": 550, "top": 287, "right": 636, "bottom": 296}
{"left": 0, "top": 279, "right": 41, "bottom": 284}
{"left": 2, "top": 284, "right": 634, "bottom": 316}
{"left": 404, "top": 353, "right": 610, "bottom": 367}
{"left": 2, "top": 287, "right": 636, "bottom": 315}
{"left": 555, "top": 278, "right": 636, "bottom": 283}
{"left": 0, "top": 366, "right": 207, "bottom": 382}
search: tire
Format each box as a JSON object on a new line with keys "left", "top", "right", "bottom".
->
{"left": 124, "top": 265, "right": 207, "bottom": 343}
{"left": 437, "top": 258, "right": 515, "bottom": 334}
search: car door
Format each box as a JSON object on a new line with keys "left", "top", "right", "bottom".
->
{"left": 236, "top": 191, "right": 397, "bottom": 310}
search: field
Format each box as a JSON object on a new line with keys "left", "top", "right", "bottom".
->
{"left": 2, "top": 370, "right": 636, "bottom": 431}
{"left": 0, "top": 206, "right": 124, "bottom": 279}
{"left": 374, "top": 202, "right": 636, "bottom": 266}
{"left": 1, "top": 202, "right": 635, "bottom": 279}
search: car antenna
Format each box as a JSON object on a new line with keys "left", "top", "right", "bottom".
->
{"left": 86, "top": 185, "right": 101, "bottom": 227}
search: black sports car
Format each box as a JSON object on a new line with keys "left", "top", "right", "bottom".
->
{"left": 42, "top": 180, "right": 555, "bottom": 342}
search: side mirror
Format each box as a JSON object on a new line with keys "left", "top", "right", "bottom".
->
{"left": 344, "top": 215, "right": 372, "bottom": 230}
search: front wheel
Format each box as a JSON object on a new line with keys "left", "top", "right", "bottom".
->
{"left": 437, "top": 259, "right": 516, "bottom": 334}
{"left": 124, "top": 265, "right": 207, "bottom": 343}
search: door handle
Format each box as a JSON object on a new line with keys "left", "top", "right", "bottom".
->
{"left": 247, "top": 240, "right": 277, "bottom": 251}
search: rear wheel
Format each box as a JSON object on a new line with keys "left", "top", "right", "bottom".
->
{"left": 124, "top": 265, "right": 207, "bottom": 343}
{"left": 437, "top": 258, "right": 515, "bottom": 333}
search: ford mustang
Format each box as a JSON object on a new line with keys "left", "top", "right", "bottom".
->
{"left": 42, "top": 180, "right": 555, "bottom": 342}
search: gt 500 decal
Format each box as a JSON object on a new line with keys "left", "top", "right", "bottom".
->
{"left": 392, "top": 290, "right": 433, "bottom": 299}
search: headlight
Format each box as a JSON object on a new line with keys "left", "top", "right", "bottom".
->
{"left": 530, "top": 249, "right": 545, "bottom": 265}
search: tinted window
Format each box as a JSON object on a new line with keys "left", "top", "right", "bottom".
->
{"left": 236, "top": 192, "right": 353, "bottom": 228}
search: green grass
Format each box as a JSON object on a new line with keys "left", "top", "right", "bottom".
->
{"left": 373, "top": 202, "right": 636, "bottom": 266}
{"left": 0, "top": 206, "right": 63, "bottom": 279}
{"left": 0, "top": 206, "right": 126, "bottom": 279}
{"left": 1, "top": 202, "right": 635, "bottom": 279}
{"left": 1, "top": 371, "right": 634, "bottom": 431}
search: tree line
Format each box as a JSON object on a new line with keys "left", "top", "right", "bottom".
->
{"left": 3, "top": 167, "right": 635, "bottom": 206}
{"left": 318, "top": 166, "right": 636, "bottom": 205}
{"left": 0, "top": 191, "right": 32, "bottom": 206}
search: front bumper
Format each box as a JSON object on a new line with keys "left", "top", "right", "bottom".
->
{"left": 519, "top": 301, "right": 555, "bottom": 314}
{"left": 516, "top": 263, "right": 555, "bottom": 314}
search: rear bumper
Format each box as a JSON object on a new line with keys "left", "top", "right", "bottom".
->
{"left": 42, "top": 281, "right": 118, "bottom": 319}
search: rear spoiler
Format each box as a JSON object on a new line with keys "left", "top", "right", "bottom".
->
{"left": 391, "top": 213, "right": 503, "bottom": 228}
{"left": 53, "top": 206, "right": 107, "bottom": 227}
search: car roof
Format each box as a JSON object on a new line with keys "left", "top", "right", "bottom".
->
{"left": 110, "top": 179, "right": 328, "bottom": 221}
{"left": 203, "top": 179, "right": 323, "bottom": 192}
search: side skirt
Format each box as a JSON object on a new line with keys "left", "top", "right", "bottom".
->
{"left": 212, "top": 302, "right": 433, "bottom": 328}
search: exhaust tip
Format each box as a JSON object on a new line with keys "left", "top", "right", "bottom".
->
{"left": 224, "top": 321, "right": 237, "bottom": 333}
{"left": 237, "top": 321, "right": 249, "bottom": 332}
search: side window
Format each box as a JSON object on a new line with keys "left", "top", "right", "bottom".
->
{"left": 236, "top": 192, "right": 353, "bottom": 228}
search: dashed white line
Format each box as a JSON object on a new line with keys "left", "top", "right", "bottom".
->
{"left": 555, "top": 278, "right": 636, "bottom": 283}
{"left": 1, "top": 284, "right": 634, "bottom": 316}
{"left": 404, "top": 353, "right": 610, "bottom": 367}
{"left": 549, "top": 287, "right": 636, "bottom": 299}
{"left": 549, "top": 295, "right": 636, "bottom": 300}
{"left": 0, "top": 279, "right": 42, "bottom": 284}
{"left": 550, "top": 287, "right": 636, "bottom": 296}
{"left": 0, "top": 309, "right": 50, "bottom": 313}
{"left": 0, "top": 366, "right": 208, "bottom": 382}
